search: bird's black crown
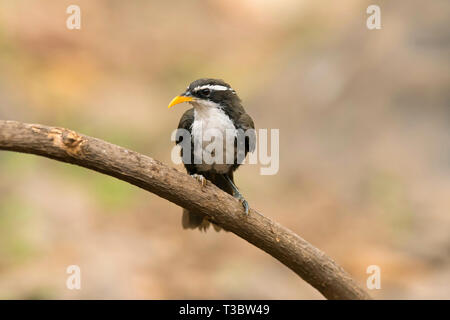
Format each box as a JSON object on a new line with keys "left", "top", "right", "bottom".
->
{"left": 183, "top": 78, "right": 241, "bottom": 108}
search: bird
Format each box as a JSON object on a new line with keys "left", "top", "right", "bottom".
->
{"left": 168, "top": 78, "right": 255, "bottom": 231}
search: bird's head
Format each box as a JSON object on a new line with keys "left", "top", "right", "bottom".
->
{"left": 168, "top": 78, "right": 241, "bottom": 110}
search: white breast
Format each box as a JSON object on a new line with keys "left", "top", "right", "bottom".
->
{"left": 191, "top": 102, "right": 236, "bottom": 173}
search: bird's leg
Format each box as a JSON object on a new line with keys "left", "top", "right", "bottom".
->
{"left": 223, "top": 174, "right": 249, "bottom": 215}
{"left": 191, "top": 173, "right": 207, "bottom": 188}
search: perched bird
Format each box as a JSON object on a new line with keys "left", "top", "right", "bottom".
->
{"left": 168, "top": 78, "right": 255, "bottom": 231}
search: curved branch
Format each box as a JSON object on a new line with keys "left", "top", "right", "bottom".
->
{"left": 0, "top": 120, "right": 371, "bottom": 300}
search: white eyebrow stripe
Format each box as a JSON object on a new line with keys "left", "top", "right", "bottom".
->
{"left": 193, "top": 84, "right": 232, "bottom": 92}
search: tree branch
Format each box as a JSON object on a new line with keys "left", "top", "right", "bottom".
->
{"left": 0, "top": 120, "right": 371, "bottom": 300}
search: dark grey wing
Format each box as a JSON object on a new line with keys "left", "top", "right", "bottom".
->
{"left": 176, "top": 108, "right": 194, "bottom": 145}
{"left": 176, "top": 108, "right": 196, "bottom": 175}
{"left": 237, "top": 112, "right": 256, "bottom": 154}
{"left": 231, "top": 112, "right": 255, "bottom": 171}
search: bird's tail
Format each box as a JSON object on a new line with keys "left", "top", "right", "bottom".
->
{"left": 181, "top": 172, "right": 234, "bottom": 232}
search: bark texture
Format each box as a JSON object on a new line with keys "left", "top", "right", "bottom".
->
{"left": 0, "top": 120, "right": 371, "bottom": 300}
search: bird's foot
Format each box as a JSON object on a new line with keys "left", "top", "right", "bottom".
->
{"left": 235, "top": 194, "right": 249, "bottom": 215}
{"left": 241, "top": 198, "right": 250, "bottom": 215}
{"left": 191, "top": 174, "right": 207, "bottom": 188}
{"left": 222, "top": 174, "right": 249, "bottom": 215}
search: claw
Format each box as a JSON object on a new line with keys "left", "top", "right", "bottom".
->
{"left": 222, "top": 174, "right": 250, "bottom": 215}
{"left": 235, "top": 194, "right": 249, "bottom": 215}
{"left": 241, "top": 198, "right": 249, "bottom": 215}
{"left": 191, "top": 174, "right": 206, "bottom": 188}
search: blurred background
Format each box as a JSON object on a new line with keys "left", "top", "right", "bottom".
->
{"left": 0, "top": 0, "right": 449, "bottom": 299}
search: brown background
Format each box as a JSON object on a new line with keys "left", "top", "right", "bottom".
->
{"left": 0, "top": 0, "right": 449, "bottom": 299}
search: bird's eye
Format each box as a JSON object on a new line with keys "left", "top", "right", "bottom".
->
{"left": 200, "top": 88, "right": 211, "bottom": 96}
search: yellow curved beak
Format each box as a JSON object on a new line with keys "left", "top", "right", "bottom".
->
{"left": 167, "top": 95, "right": 194, "bottom": 108}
